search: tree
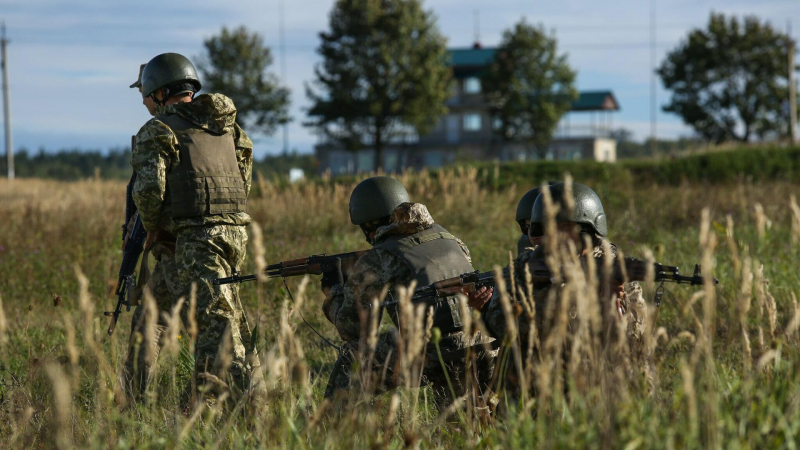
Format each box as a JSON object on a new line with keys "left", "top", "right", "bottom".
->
{"left": 197, "top": 26, "right": 291, "bottom": 136}
{"left": 483, "top": 19, "right": 577, "bottom": 159}
{"left": 306, "top": 0, "right": 451, "bottom": 171}
{"left": 658, "top": 13, "right": 795, "bottom": 144}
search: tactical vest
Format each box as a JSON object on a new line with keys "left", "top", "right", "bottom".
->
{"left": 157, "top": 113, "right": 247, "bottom": 219}
{"left": 373, "top": 224, "right": 475, "bottom": 334}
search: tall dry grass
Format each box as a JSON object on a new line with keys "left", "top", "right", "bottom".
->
{"left": 0, "top": 172, "right": 800, "bottom": 447}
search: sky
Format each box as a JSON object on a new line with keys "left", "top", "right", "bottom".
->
{"left": 2, "top": 0, "right": 799, "bottom": 157}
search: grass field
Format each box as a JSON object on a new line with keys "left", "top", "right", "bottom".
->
{"left": 1, "top": 168, "right": 800, "bottom": 448}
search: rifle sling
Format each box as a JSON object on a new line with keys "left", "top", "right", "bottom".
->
{"left": 130, "top": 244, "right": 154, "bottom": 307}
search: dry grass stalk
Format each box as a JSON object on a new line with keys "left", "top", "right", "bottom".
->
{"left": 785, "top": 293, "right": 800, "bottom": 340}
{"left": 791, "top": 195, "right": 800, "bottom": 245}
{"left": 680, "top": 360, "right": 699, "bottom": 439}
{"left": 494, "top": 265, "right": 527, "bottom": 400}
{"left": 725, "top": 215, "right": 741, "bottom": 276}
{"left": 45, "top": 363, "right": 73, "bottom": 448}
{"left": 249, "top": 222, "right": 268, "bottom": 283}
{"left": 738, "top": 256, "right": 753, "bottom": 373}
{"left": 161, "top": 297, "right": 185, "bottom": 360}
{"left": 188, "top": 283, "right": 198, "bottom": 344}
{"left": 61, "top": 313, "right": 80, "bottom": 369}
{"left": 754, "top": 202, "right": 771, "bottom": 240}
{"left": 0, "top": 294, "right": 8, "bottom": 355}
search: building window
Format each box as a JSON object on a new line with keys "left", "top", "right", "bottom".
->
{"left": 463, "top": 113, "right": 482, "bottom": 131}
{"left": 464, "top": 77, "right": 481, "bottom": 94}
{"left": 493, "top": 117, "right": 503, "bottom": 130}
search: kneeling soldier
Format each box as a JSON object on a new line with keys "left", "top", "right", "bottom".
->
{"left": 322, "top": 176, "right": 496, "bottom": 410}
{"left": 481, "top": 182, "right": 648, "bottom": 396}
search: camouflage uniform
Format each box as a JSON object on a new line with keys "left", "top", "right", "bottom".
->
{"left": 482, "top": 243, "right": 648, "bottom": 393}
{"left": 323, "top": 203, "right": 496, "bottom": 410}
{"left": 122, "top": 93, "right": 260, "bottom": 403}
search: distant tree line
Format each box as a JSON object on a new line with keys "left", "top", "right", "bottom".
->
{"left": 0, "top": 148, "right": 318, "bottom": 181}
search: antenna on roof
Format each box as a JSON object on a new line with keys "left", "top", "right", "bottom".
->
{"left": 473, "top": 10, "right": 482, "bottom": 49}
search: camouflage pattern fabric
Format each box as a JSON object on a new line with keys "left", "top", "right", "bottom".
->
{"left": 323, "top": 203, "right": 496, "bottom": 409}
{"left": 482, "top": 243, "right": 649, "bottom": 393}
{"left": 121, "top": 247, "right": 180, "bottom": 401}
{"left": 124, "top": 93, "right": 262, "bottom": 406}
{"left": 121, "top": 225, "right": 262, "bottom": 405}
{"left": 131, "top": 93, "right": 253, "bottom": 234}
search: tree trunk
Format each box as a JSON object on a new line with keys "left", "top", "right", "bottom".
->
{"left": 374, "top": 125, "right": 383, "bottom": 172}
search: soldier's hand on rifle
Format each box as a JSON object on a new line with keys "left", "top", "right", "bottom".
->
{"left": 467, "top": 286, "right": 493, "bottom": 312}
{"left": 320, "top": 257, "right": 344, "bottom": 296}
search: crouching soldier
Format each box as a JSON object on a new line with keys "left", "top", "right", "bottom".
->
{"left": 479, "top": 182, "right": 649, "bottom": 398}
{"left": 513, "top": 183, "right": 554, "bottom": 256}
{"left": 321, "top": 176, "right": 496, "bottom": 410}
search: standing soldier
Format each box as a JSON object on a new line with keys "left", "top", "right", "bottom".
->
{"left": 122, "top": 53, "right": 261, "bottom": 407}
{"left": 321, "top": 176, "right": 496, "bottom": 410}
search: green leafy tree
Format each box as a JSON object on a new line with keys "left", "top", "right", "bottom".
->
{"left": 306, "top": 0, "right": 451, "bottom": 171}
{"left": 198, "top": 26, "right": 291, "bottom": 136}
{"left": 658, "top": 13, "right": 795, "bottom": 143}
{"left": 483, "top": 19, "right": 577, "bottom": 159}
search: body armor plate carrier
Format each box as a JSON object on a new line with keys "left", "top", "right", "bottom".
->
{"left": 158, "top": 113, "right": 247, "bottom": 219}
{"left": 374, "top": 224, "right": 475, "bottom": 334}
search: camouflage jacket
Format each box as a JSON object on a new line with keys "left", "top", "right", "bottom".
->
{"left": 323, "top": 203, "right": 472, "bottom": 342}
{"left": 483, "top": 242, "right": 646, "bottom": 344}
{"left": 131, "top": 93, "right": 253, "bottom": 234}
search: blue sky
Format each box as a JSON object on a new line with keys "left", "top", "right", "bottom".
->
{"left": 2, "top": 0, "right": 799, "bottom": 157}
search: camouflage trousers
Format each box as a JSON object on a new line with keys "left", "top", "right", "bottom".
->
{"left": 121, "top": 224, "right": 262, "bottom": 405}
{"left": 324, "top": 330, "right": 496, "bottom": 411}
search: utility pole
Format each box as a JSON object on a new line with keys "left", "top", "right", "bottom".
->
{"left": 789, "top": 21, "right": 797, "bottom": 145}
{"left": 279, "top": 0, "right": 289, "bottom": 155}
{"left": 1, "top": 22, "right": 13, "bottom": 180}
{"left": 649, "top": 0, "right": 657, "bottom": 155}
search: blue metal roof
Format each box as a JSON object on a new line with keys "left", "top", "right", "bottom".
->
{"left": 447, "top": 47, "right": 497, "bottom": 67}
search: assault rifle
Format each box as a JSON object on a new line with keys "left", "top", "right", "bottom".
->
{"left": 383, "top": 256, "right": 718, "bottom": 308}
{"left": 213, "top": 250, "right": 369, "bottom": 285}
{"left": 105, "top": 168, "right": 147, "bottom": 336}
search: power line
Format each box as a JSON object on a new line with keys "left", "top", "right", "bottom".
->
{"left": 650, "top": 0, "right": 657, "bottom": 153}
{"left": 1, "top": 22, "right": 13, "bottom": 180}
{"left": 279, "top": 0, "right": 289, "bottom": 154}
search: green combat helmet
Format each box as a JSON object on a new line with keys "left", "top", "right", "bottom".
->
{"left": 515, "top": 181, "right": 556, "bottom": 235}
{"left": 141, "top": 53, "right": 201, "bottom": 98}
{"left": 349, "top": 176, "right": 410, "bottom": 225}
{"left": 530, "top": 182, "right": 607, "bottom": 238}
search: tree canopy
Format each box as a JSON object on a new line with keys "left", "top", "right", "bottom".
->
{"left": 306, "top": 0, "right": 451, "bottom": 171}
{"left": 483, "top": 19, "right": 577, "bottom": 159}
{"left": 198, "top": 26, "right": 291, "bottom": 137}
{"left": 658, "top": 13, "right": 796, "bottom": 143}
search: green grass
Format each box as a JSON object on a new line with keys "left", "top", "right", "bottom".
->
{"left": 1, "top": 172, "right": 800, "bottom": 448}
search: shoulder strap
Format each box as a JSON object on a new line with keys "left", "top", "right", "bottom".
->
{"left": 394, "top": 230, "right": 456, "bottom": 250}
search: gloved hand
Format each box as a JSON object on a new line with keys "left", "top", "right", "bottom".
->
{"left": 321, "top": 257, "right": 344, "bottom": 290}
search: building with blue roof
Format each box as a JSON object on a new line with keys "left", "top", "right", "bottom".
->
{"left": 317, "top": 45, "right": 620, "bottom": 174}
